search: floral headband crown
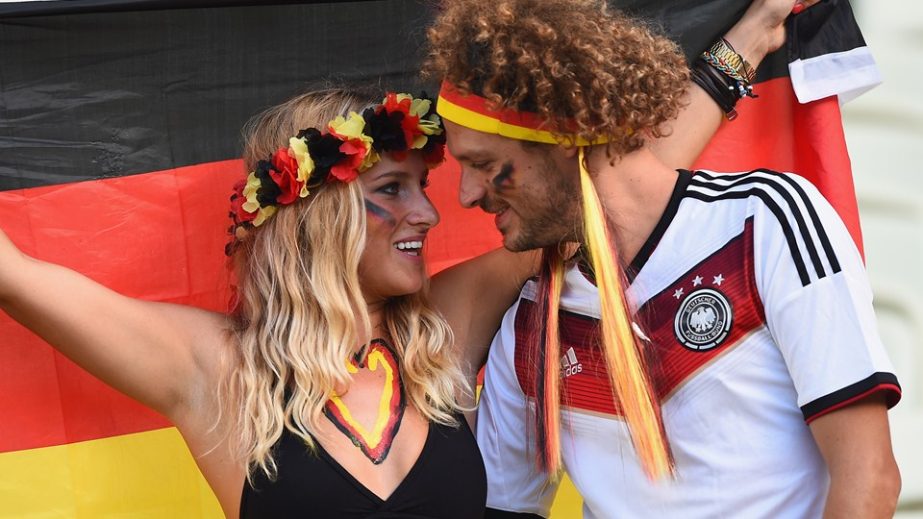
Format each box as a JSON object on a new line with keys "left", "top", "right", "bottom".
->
{"left": 230, "top": 92, "right": 445, "bottom": 230}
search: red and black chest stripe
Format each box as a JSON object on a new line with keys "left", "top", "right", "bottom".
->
{"left": 514, "top": 220, "right": 766, "bottom": 417}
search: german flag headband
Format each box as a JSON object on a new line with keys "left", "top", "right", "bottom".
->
{"left": 436, "top": 81, "right": 607, "bottom": 146}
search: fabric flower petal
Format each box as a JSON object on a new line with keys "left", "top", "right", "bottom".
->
{"left": 241, "top": 172, "right": 262, "bottom": 213}
{"left": 289, "top": 136, "right": 314, "bottom": 188}
{"left": 409, "top": 97, "right": 431, "bottom": 118}
{"left": 253, "top": 205, "right": 277, "bottom": 227}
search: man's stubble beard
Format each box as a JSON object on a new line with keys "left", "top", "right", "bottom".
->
{"left": 504, "top": 156, "right": 581, "bottom": 252}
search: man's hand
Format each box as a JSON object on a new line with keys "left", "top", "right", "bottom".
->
{"left": 725, "top": 0, "right": 821, "bottom": 65}
{"left": 649, "top": 0, "right": 820, "bottom": 170}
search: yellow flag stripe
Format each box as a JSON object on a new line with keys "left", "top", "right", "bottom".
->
{"left": 550, "top": 476, "right": 583, "bottom": 518}
{"left": 0, "top": 422, "right": 582, "bottom": 518}
{"left": 0, "top": 427, "right": 222, "bottom": 518}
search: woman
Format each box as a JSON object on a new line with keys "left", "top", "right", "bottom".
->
{"left": 0, "top": 88, "right": 531, "bottom": 518}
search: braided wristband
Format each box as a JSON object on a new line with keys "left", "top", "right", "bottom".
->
{"left": 718, "top": 38, "right": 756, "bottom": 83}
{"left": 703, "top": 38, "right": 756, "bottom": 84}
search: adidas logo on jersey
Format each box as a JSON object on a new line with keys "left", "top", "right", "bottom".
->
{"left": 560, "top": 347, "right": 583, "bottom": 378}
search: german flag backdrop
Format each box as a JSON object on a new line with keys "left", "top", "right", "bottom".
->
{"left": 0, "top": 0, "right": 877, "bottom": 516}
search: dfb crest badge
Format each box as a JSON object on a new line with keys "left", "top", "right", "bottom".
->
{"left": 674, "top": 288, "right": 733, "bottom": 351}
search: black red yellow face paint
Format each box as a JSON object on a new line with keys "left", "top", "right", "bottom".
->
{"left": 365, "top": 198, "right": 397, "bottom": 226}
{"left": 492, "top": 162, "right": 514, "bottom": 189}
{"left": 323, "top": 339, "right": 406, "bottom": 464}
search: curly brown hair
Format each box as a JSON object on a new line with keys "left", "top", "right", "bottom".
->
{"left": 424, "top": 0, "right": 689, "bottom": 155}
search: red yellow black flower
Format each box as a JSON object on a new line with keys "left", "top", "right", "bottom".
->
{"left": 229, "top": 92, "right": 445, "bottom": 236}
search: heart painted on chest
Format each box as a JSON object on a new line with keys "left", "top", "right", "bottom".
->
{"left": 323, "top": 339, "right": 405, "bottom": 464}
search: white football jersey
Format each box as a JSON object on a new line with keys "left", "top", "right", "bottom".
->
{"left": 477, "top": 170, "right": 900, "bottom": 519}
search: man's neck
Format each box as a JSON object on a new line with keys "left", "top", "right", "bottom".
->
{"left": 584, "top": 145, "right": 681, "bottom": 265}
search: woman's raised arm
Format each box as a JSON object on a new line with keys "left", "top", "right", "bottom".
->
{"left": 0, "top": 228, "right": 226, "bottom": 421}
{"left": 430, "top": 248, "right": 539, "bottom": 383}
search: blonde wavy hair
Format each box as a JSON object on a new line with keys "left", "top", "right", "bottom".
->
{"left": 229, "top": 89, "right": 463, "bottom": 479}
{"left": 424, "top": 0, "right": 689, "bottom": 156}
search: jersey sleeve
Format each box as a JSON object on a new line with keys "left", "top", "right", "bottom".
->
{"left": 752, "top": 172, "right": 900, "bottom": 423}
{"left": 477, "top": 294, "right": 560, "bottom": 517}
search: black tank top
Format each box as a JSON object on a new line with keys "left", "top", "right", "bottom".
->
{"left": 240, "top": 418, "right": 486, "bottom": 518}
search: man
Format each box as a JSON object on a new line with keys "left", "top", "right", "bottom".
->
{"left": 425, "top": 0, "right": 902, "bottom": 517}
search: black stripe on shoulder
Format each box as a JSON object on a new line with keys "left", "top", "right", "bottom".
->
{"left": 801, "top": 372, "right": 901, "bottom": 423}
{"left": 688, "top": 170, "right": 840, "bottom": 286}
{"left": 693, "top": 170, "right": 840, "bottom": 275}
{"left": 754, "top": 169, "right": 841, "bottom": 274}
{"left": 693, "top": 171, "right": 827, "bottom": 279}
{"left": 686, "top": 181, "right": 810, "bottom": 287}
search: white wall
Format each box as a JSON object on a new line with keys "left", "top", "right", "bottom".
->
{"left": 844, "top": 1, "right": 923, "bottom": 515}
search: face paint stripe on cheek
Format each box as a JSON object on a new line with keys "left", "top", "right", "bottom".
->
{"left": 493, "top": 162, "right": 514, "bottom": 189}
{"left": 365, "top": 198, "right": 397, "bottom": 226}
